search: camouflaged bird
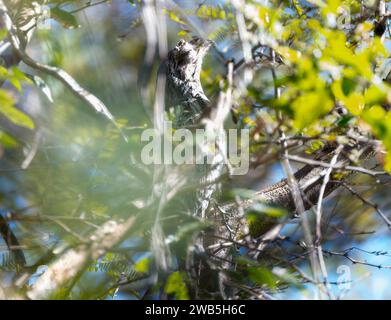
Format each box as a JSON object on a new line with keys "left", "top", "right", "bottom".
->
{"left": 163, "top": 37, "right": 213, "bottom": 126}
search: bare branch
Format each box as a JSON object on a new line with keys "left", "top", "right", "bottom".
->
{"left": 27, "top": 216, "right": 136, "bottom": 299}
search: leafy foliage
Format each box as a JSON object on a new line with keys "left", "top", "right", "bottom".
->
{"left": 165, "top": 271, "right": 189, "bottom": 300}
{"left": 1, "top": 0, "right": 391, "bottom": 300}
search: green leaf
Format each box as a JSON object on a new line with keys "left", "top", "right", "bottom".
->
{"left": 272, "top": 267, "right": 301, "bottom": 288}
{"left": 234, "top": 256, "right": 260, "bottom": 266}
{"left": 0, "top": 105, "right": 35, "bottom": 129}
{"left": 249, "top": 203, "right": 287, "bottom": 218}
{"left": 341, "top": 77, "right": 356, "bottom": 96}
{"left": 362, "top": 106, "right": 391, "bottom": 172}
{"left": 10, "top": 67, "right": 31, "bottom": 83}
{"left": 0, "top": 131, "right": 18, "bottom": 148}
{"left": 0, "top": 29, "right": 7, "bottom": 41}
{"left": 364, "top": 84, "right": 386, "bottom": 106}
{"left": 292, "top": 91, "right": 333, "bottom": 130}
{"left": 247, "top": 267, "right": 278, "bottom": 289}
{"left": 305, "top": 140, "right": 325, "bottom": 154}
{"left": 166, "top": 10, "right": 186, "bottom": 25}
{"left": 292, "top": 0, "right": 303, "bottom": 15}
{"left": 0, "top": 90, "right": 34, "bottom": 129}
{"left": 177, "top": 29, "right": 189, "bottom": 37}
{"left": 134, "top": 257, "right": 150, "bottom": 273}
{"left": 9, "top": 78, "right": 22, "bottom": 91}
{"left": 165, "top": 271, "right": 189, "bottom": 300}
{"left": 197, "top": 4, "right": 228, "bottom": 20}
{"left": 51, "top": 7, "right": 80, "bottom": 29}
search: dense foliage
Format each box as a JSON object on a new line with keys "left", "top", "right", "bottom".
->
{"left": 1, "top": 0, "right": 391, "bottom": 300}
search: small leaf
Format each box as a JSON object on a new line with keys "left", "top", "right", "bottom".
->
{"left": 250, "top": 203, "right": 287, "bottom": 218}
{"left": 164, "top": 9, "right": 186, "bottom": 25}
{"left": 10, "top": 67, "right": 31, "bottom": 83}
{"left": 51, "top": 7, "right": 80, "bottom": 29}
{"left": 0, "top": 105, "right": 34, "bottom": 129}
{"left": 9, "top": 78, "right": 22, "bottom": 91}
{"left": 0, "top": 131, "right": 18, "bottom": 148}
{"left": 165, "top": 271, "right": 189, "bottom": 300}
{"left": 384, "top": 153, "right": 391, "bottom": 172}
{"left": 0, "top": 90, "right": 34, "bottom": 129}
{"left": 134, "top": 257, "right": 150, "bottom": 273}
{"left": 305, "top": 140, "right": 325, "bottom": 154}
{"left": 177, "top": 29, "right": 189, "bottom": 37}
{"left": 0, "top": 29, "right": 8, "bottom": 41}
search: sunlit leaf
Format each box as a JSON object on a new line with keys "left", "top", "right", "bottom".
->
{"left": 0, "top": 90, "right": 34, "bottom": 129}
{"left": 134, "top": 257, "right": 150, "bottom": 273}
{"left": 165, "top": 271, "right": 189, "bottom": 300}
{"left": 0, "top": 131, "right": 18, "bottom": 148}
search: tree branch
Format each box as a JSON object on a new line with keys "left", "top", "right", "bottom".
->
{"left": 0, "top": 0, "right": 127, "bottom": 141}
{"left": 27, "top": 216, "right": 136, "bottom": 299}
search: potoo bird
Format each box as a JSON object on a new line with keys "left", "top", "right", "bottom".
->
{"left": 163, "top": 37, "right": 213, "bottom": 126}
{"left": 161, "top": 37, "right": 223, "bottom": 219}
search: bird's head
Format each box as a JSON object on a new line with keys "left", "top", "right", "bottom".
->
{"left": 189, "top": 36, "right": 214, "bottom": 56}
{"left": 165, "top": 37, "right": 213, "bottom": 123}
{"left": 168, "top": 37, "right": 213, "bottom": 67}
